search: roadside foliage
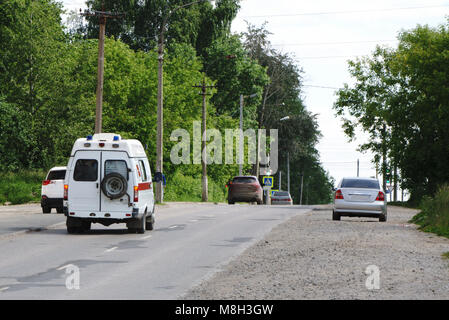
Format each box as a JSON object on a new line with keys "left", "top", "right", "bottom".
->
{"left": 0, "top": 0, "right": 333, "bottom": 204}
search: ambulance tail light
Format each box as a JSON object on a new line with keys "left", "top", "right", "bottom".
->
{"left": 64, "top": 184, "right": 68, "bottom": 200}
{"left": 133, "top": 186, "right": 139, "bottom": 202}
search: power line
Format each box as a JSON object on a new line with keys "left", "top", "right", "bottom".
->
{"left": 271, "top": 39, "right": 397, "bottom": 47}
{"left": 321, "top": 161, "right": 374, "bottom": 164}
{"left": 242, "top": 4, "right": 449, "bottom": 18}
{"left": 295, "top": 55, "right": 364, "bottom": 59}
{"left": 303, "top": 84, "right": 342, "bottom": 90}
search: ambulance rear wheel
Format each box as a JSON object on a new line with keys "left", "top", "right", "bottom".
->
{"left": 81, "top": 221, "right": 91, "bottom": 233}
{"left": 137, "top": 212, "right": 146, "bottom": 234}
{"left": 67, "top": 227, "right": 78, "bottom": 234}
{"left": 67, "top": 217, "right": 82, "bottom": 234}
{"left": 127, "top": 212, "right": 146, "bottom": 234}
{"left": 146, "top": 214, "right": 154, "bottom": 231}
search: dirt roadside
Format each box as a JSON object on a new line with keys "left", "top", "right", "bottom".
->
{"left": 183, "top": 206, "right": 449, "bottom": 299}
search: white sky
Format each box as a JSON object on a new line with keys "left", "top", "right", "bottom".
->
{"left": 61, "top": 0, "right": 449, "bottom": 187}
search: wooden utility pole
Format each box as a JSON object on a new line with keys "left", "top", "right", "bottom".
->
{"left": 393, "top": 165, "right": 398, "bottom": 202}
{"left": 381, "top": 124, "right": 387, "bottom": 192}
{"left": 156, "top": 25, "right": 165, "bottom": 203}
{"left": 80, "top": 6, "right": 124, "bottom": 134}
{"left": 193, "top": 77, "right": 216, "bottom": 202}
{"left": 155, "top": 0, "right": 209, "bottom": 203}
{"left": 357, "top": 158, "right": 360, "bottom": 177}
{"left": 287, "top": 152, "right": 290, "bottom": 194}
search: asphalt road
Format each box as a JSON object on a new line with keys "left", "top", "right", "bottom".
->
{"left": 0, "top": 202, "right": 310, "bottom": 299}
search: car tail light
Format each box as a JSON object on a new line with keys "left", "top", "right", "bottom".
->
{"left": 63, "top": 184, "right": 68, "bottom": 200}
{"left": 335, "top": 189, "right": 344, "bottom": 200}
{"left": 133, "top": 186, "right": 139, "bottom": 202}
{"left": 376, "top": 191, "right": 385, "bottom": 201}
{"left": 42, "top": 180, "right": 51, "bottom": 186}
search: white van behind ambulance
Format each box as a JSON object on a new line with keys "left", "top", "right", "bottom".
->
{"left": 63, "top": 133, "right": 155, "bottom": 234}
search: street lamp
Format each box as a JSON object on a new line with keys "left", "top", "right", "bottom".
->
{"left": 279, "top": 115, "right": 290, "bottom": 194}
{"left": 239, "top": 93, "right": 258, "bottom": 176}
{"left": 155, "top": 0, "right": 214, "bottom": 203}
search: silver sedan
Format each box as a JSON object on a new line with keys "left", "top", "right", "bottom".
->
{"left": 333, "top": 177, "right": 387, "bottom": 222}
{"left": 271, "top": 191, "right": 293, "bottom": 205}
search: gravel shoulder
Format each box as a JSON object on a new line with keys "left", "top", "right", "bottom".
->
{"left": 183, "top": 205, "right": 449, "bottom": 299}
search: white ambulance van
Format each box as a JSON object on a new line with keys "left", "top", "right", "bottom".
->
{"left": 63, "top": 133, "right": 155, "bottom": 234}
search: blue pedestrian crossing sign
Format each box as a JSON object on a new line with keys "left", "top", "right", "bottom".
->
{"left": 263, "top": 176, "right": 273, "bottom": 187}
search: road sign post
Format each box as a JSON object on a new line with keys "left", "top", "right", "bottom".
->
{"left": 263, "top": 176, "right": 273, "bottom": 188}
{"left": 262, "top": 176, "right": 273, "bottom": 205}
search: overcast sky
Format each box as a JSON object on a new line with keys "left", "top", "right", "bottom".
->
{"left": 61, "top": 0, "right": 449, "bottom": 187}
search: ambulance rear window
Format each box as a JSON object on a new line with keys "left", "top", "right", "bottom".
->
{"left": 105, "top": 160, "right": 128, "bottom": 180}
{"left": 139, "top": 160, "right": 147, "bottom": 181}
{"left": 74, "top": 160, "right": 98, "bottom": 181}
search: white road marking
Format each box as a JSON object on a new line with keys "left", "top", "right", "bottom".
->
{"left": 188, "top": 219, "right": 199, "bottom": 223}
{"left": 141, "top": 235, "right": 152, "bottom": 240}
{"left": 105, "top": 246, "right": 118, "bottom": 253}
{"left": 169, "top": 225, "right": 178, "bottom": 229}
{"left": 0, "top": 287, "right": 9, "bottom": 292}
{"left": 57, "top": 264, "right": 74, "bottom": 271}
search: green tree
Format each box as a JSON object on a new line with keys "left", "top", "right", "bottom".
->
{"left": 334, "top": 20, "right": 449, "bottom": 202}
{"left": 334, "top": 46, "right": 398, "bottom": 191}
{"left": 0, "top": 0, "right": 67, "bottom": 168}
{"left": 242, "top": 22, "right": 333, "bottom": 204}
{"left": 203, "top": 35, "right": 268, "bottom": 123}
{"left": 83, "top": 0, "right": 240, "bottom": 56}
{"left": 0, "top": 99, "right": 33, "bottom": 171}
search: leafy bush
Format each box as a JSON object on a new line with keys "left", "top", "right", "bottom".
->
{"left": 163, "top": 170, "right": 226, "bottom": 203}
{"left": 410, "top": 184, "right": 449, "bottom": 238}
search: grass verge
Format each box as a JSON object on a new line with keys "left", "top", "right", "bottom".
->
{"left": 0, "top": 170, "right": 46, "bottom": 205}
{"left": 410, "top": 184, "right": 449, "bottom": 239}
{"left": 388, "top": 201, "right": 419, "bottom": 209}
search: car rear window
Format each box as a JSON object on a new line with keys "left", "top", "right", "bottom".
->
{"left": 341, "top": 179, "right": 380, "bottom": 189}
{"left": 74, "top": 159, "right": 98, "bottom": 181}
{"left": 273, "top": 191, "right": 289, "bottom": 196}
{"left": 47, "top": 170, "right": 66, "bottom": 180}
{"left": 233, "top": 177, "right": 257, "bottom": 183}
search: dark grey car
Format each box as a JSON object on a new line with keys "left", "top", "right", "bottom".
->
{"left": 227, "top": 176, "right": 263, "bottom": 205}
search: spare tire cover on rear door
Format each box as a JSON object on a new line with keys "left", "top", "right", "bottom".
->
{"left": 101, "top": 172, "right": 128, "bottom": 199}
